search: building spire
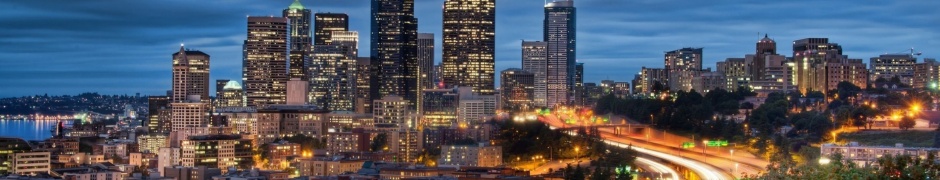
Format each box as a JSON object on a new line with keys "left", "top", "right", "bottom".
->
{"left": 288, "top": 0, "right": 305, "bottom": 10}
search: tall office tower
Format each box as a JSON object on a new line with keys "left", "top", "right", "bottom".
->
{"left": 792, "top": 38, "right": 845, "bottom": 93}
{"left": 310, "top": 31, "right": 359, "bottom": 111}
{"left": 355, "top": 57, "right": 372, "bottom": 114}
{"left": 285, "top": 0, "right": 312, "bottom": 80}
{"left": 521, "top": 41, "right": 548, "bottom": 107}
{"left": 417, "top": 33, "right": 435, "bottom": 113}
{"left": 500, "top": 68, "right": 535, "bottom": 111}
{"left": 442, "top": 0, "right": 496, "bottom": 95}
{"left": 371, "top": 0, "right": 419, "bottom": 109}
{"left": 147, "top": 96, "right": 170, "bottom": 133}
{"left": 870, "top": 54, "right": 917, "bottom": 86}
{"left": 432, "top": 64, "right": 442, "bottom": 88}
{"left": 171, "top": 96, "right": 210, "bottom": 132}
{"left": 665, "top": 48, "right": 703, "bottom": 92}
{"left": 172, "top": 46, "right": 210, "bottom": 102}
{"left": 751, "top": 34, "right": 777, "bottom": 82}
{"left": 314, "top": 13, "right": 349, "bottom": 45}
{"left": 418, "top": 33, "right": 435, "bottom": 90}
{"left": 544, "top": 0, "right": 576, "bottom": 106}
{"left": 217, "top": 81, "right": 245, "bottom": 107}
{"left": 244, "top": 17, "right": 289, "bottom": 107}
{"left": 573, "top": 62, "right": 584, "bottom": 105}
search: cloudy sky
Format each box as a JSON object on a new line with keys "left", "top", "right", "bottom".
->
{"left": 1, "top": 0, "right": 938, "bottom": 97}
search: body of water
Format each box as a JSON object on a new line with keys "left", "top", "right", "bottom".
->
{"left": 0, "top": 120, "right": 59, "bottom": 141}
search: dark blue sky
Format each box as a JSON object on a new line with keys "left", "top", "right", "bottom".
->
{"left": 1, "top": 0, "right": 938, "bottom": 97}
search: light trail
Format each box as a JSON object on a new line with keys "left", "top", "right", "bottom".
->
{"left": 551, "top": 124, "right": 730, "bottom": 180}
{"left": 636, "top": 157, "right": 680, "bottom": 180}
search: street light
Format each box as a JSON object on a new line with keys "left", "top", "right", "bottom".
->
{"left": 819, "top": 157, "right": 831, "bottom": 165}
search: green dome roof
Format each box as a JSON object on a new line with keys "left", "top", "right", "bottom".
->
{"left": 288, "top": 0, "right": 305, "bottom": 10}
{"left": 223, "top": 81, "right": 243, "bottom": 90}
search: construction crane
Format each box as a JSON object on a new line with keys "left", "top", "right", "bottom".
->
{"left": 889, "top": 47, "right": 923, "bottom": 57}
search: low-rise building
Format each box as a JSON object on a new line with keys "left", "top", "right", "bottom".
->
{"left": 821, "top": 142, "right": 940, "bottom": 167}
{"left": 9, "top": 151, "right": 51, "bottom": 175}
{"left": 294, "top": 158, "right": 364, "bottom": 177}
{"left": 438, "top": 144, "right": 501, "bottom": 167}
{"left": 164, "top": 166, "right": 222, "bottom": 180}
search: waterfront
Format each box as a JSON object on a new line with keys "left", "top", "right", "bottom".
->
{"left": 0, "top": 119, "right": 58, "bottom": 141}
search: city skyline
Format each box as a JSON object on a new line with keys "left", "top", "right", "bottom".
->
{"left": 1, "top": 0, "right": 939, "bottom": 97}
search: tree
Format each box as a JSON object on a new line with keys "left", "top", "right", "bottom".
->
{"left": 371, "top": 133, "right": 388, "bottom": 152}
{"left": 899, "top": 116, "right": 916, "bottom": 130}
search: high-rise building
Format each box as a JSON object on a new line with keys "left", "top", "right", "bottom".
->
{"left": 573, "top": 62, "right": 584, "bottom": 105}
{"left": 914, "top": 58, "right": 940, "bottom": 89}
{"left": 500, "top": 68, "right": 535, "bottom": 111}
{"left": 147, "top": 96, "right": 170, "bottom": 133}
{"left": 665, "top": 48, "right": 703, "bottom": 92}
{"left": 793, "top": 38, "right": 841, "bottom": 93}
{"left": 752, "top": 34, "right": 778, "bottom": 81}
{"left": 244, "top": 17, "right": 289, "bottom": 107}
{"left": 456, "top": 87, "right": 497, "bottom": 126}
{"left": 170, "top": 96, "right": 210, "bottom": 132}
{"left": 716, "top": 58, "right": 749, "bottom": 90}
{"left": 433, "top": 64, "right": 442, "bottom": 88}
{"left": 371, "top": 0, "right": 419, "bottom": 109}
{"left": 285, "top": 0, "right": 312, "bottom": 80}
{"left": 356, "top": 57, "right": 372, "bottom": 114}
{"left": 373, "top": 96, "right": 409, "bottom": 127}
{"left": 692, "top": 70, "right": 727, "bottom": 93}
{"left": 638, "top": 67, "right": 668, "bottom": 94}
{"left": 310, "top": 31, "right": 359, "bottom": 111}
{"left": 521, "top": 41, "right": 548, "bottom": 107}
{"left": 418, "top": 33, "right": 435, "bottom": 90}
{"left": 544, "top": 0, "right": 576, "bottom": 106}
{"left": 314, "top": 13, "right": 349, "bottom": 46}
{"left": 217, "top": 81, "right": 245, "bottom": 107}
{"left": 870, "top": 54, "right": 917, "bottom": 86}
{"left": 442, "top": 0, "right": 496, "bottom": 95}
{"left": 172, "top": 46, "right": 210, "bottom": 103}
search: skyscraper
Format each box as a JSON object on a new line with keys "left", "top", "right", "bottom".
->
{"left": 314, "top": 13, "right": 349, "bottom": 46}
{"left": 244, "top": 17, "right": 289, "bottom": 107}
{"left": 418, "top": 33, "right": 435, "bottom": 90}
{"left": 371, "top": 0, "right": 419, "bottom": 109}
{"left": 544, "top": 0, "right": 576, "bottom": 106}
{"left": 147, "top": 96, "right": 170, "bottom": 134}
{"left": 356, "top": 57, "right": 372, "bottom": 114}
{"left": 573, "top": 62, "right": 583, "bottom": 105}
{"left": 285, "top": 0, "right": 312, "bottom": 80}
{"left": 442, "top": 0, "right": 496, "bottom": 95}
{"left": 521, "top": 41, "right": 548, "bottom": 107}
{"left": 310, "top": 31, "right": 359, "bottom": 111}
{"left": 665, "top": 48, "right": 703, "bottom": 92}
{"left": 172, "top": 46, "right": 210, "bottom": 103}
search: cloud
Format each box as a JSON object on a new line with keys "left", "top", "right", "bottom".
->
{"left": 1, "top": 0, "right": 939, "bottom": 97}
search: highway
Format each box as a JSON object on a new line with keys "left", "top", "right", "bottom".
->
{"left": 537, "top": 112, "right": 761, "bottom": 180}
{"left": 529, "top": 157, "right": 680, "bottom": 180}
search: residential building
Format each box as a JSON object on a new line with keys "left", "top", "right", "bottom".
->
{"left": 792, "top": 38, "right": 867, "bottom": 93}
{"left": 9, "top": 151, "right": 50, "bottom": 175}
{"left": 164, "top": 166, "right": 222, "bottom": 180}
{"left": 295, "top": 158, "right": 364, "bottom": 177}
{"left": 870, "top": 54, "right": 917, "bottom": 86}
{"left": 438, "top": 144, "right": 502, "bottom": 167}
{"left": 914, "top": 58, "right": 940, "bottom": 89}
{"left": 665, "top": 48, "right": 703, "bottom": 92}
{"left": 137, "top": 135, "right": 166, "bottom": 154}
{"left": 256, "top": 105, "right": 329, "bottom": 144}
{"left": 325, "top": 131, "right": 370, "bottom": 155}
{"left": 637, "top": 67, "right": 668, "bottom": 94}
{"left": 373, "top": 96, "right": 410, "bottom": 128}
{"left": 693, "top": 70, "right": 727, "bottom": 93}
{"left": 170, "top": 96, "right": 210, "bottom": 132}
{"left": 821, "top": 142, "right": 940, "bottom": 167}
{"left": 716, "top": 58, "right": 750, "bottom": 90}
